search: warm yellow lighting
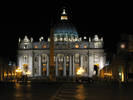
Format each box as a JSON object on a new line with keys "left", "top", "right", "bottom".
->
{"left": 59, "top": 67, "right": 63, "bottom": 70}
{"left": 26, "top": 71, "right": 31, "bottom": 75}
{"left": 84, "top": 45, "right": 87, "bottom": 48}
{"left": 16, "top": 68, "right": 22, "bottom": 73}
{"left": 43, "top": 68, "right": 46, "bottom": 71}
{"left": 61, "top": 16, "right": 68, "bottom": 20}
{"left": 76, "top": 67, "right": 85, "bottom": 75}
{"left": 43, "top": 45, "right": 47, "bottom": 48}
{"left": 122, "top": 72, "right": 124, "bottom": 82}
{"left": 104, "top": 73, "right": 112, "bottom": 76}
{"left": 23, "top": 64, "right": 28, "bottom": 67}
{"left": 43, "top": 64, "right": 46, "bottom": 66}
{"left": 34, "top": 45, "right": 38, "bottom": 48}
{"left": 94, "top": 64, "right": 99, "bottom": 67}
{"left": 75, "top": 64, "right": 79, "bottom": 66}
{"left": 61, "top": 9, "right": 68, "bottom": 20}
{"left": 4, "top": 73, "right": 7, "bottom": 77}
{"left": 8, "top": 73, "right": 11, "bottom": 76}
{"left": 121, "top": 44, "right": 125, "bottom": 49}
{"left": 75, "top": 44, "right": 79, "bottom": 48}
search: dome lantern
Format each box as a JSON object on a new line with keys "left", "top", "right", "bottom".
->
{"left": 61, "top": 8, "right": 68, "bottom": 20}
{"left": 54, "top": 8, "right": 78, "bottom": 40}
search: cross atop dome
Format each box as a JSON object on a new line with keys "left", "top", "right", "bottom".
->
{"left": 61, "top": 8, "right": 68, "bottom": 20}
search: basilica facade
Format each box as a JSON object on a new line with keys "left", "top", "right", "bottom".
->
{"left": 17, "top": 9, "right": 106, "bottom": 78}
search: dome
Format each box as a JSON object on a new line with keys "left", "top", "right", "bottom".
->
{"left": 53, "top": 8, "right": 78, "bottom": 39}
{"left": 54, "top": 22, "right": 78, "bottom": 38}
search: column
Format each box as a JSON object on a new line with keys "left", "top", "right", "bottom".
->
{"left": 89, "top": 53, "right": 93, "bottom": 77}
{"left": 80, "top": 55, "right": 82, "bottom": 67}
{"left": 32, "top": 52, "right": 34, "bottom": 77}
{"left": 46, "top": 55, "right": 49, "bottom": 76}
{"left": 29, "top": 53, "right": 33, "bottom": 77}
{"left": 88, "top": 54, "right": 90, "bottom": 76}
{"left": 55, "top": 56, "right": 58, "bottom": 76}
{"left": 69, "top": 55, "right": 72, "bottom": 76}
{"left": 72, "top": 55, "right": 75, "bottom": 76}
{"left": 63, "top": 55, "right": 66, "bottom": 76}
{"left": 80, "top": 55, "right": 84, "bottom": 67}
{"left": 38, "top": 55, "right": 41, "bottom": 76}
{"left": 86, "top": 55, "right": 89, "bottom": 76}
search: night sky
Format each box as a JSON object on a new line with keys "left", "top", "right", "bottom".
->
{"left": 0, "top": 0, "right": 133, "bottom": 61}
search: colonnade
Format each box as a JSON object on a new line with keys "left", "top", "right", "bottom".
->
{"left": 35, "top": 54, "right": 88, "bottom": 77}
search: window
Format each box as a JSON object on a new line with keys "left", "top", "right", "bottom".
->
{"left": 35, "top": 57, "right": 38, "bottom": 62}
{"left": 85, "top": 56, "right": 88, "bottom": 61}
{"left": 59, "top": 56, "right": 63, "bottom": 62}
{"left": 43, "top": 45, "right": 47, "bottom": 48}
{"left": 42, "top": 55, "right": 46, "bottom": 63}
{"left": 34, "top": 45, "right": 38, "bottom": 48}
{"left": 84, "top": 44, "right": 87, "bottom": 48}
{"left": 75, "top": 44, "right": 79, "bottom": 48}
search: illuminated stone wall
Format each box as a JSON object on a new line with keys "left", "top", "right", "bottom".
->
{"left": 17, "top": 35, "right": 106, "bottom": 77}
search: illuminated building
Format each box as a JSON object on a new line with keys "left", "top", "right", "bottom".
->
{"left": 17, "top": 8, "right": 106, "bottom": 78}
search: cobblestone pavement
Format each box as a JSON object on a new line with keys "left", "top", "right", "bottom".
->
{"left": 51, "top": 82, "right": 133, "bottom": 100}
{"left": 0, "top": 82, "right": 133, "bottom": 100}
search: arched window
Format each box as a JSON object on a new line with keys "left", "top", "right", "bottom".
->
{"left": 35, "top": 56, "right": 38, "bottom": 62}
{"left": 84, "top": 44, "right": 87, "bottom": 48}
{"left": 34, "top": 45, "right": 38, "bottom": 48}
{"left": 75, "top": 44, "right": 79, "bottom": 48}
{"left": 43, "top": 45, "right": 47, "bottom": 48}
{"left": 42, "top": 54, "right": 46, "bottom": 63}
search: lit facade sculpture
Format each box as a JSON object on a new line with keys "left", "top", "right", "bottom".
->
{"left": 17, "top": 8, "right": 106, "bottom": 77}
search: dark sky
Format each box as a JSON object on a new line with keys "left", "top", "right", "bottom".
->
{"left": 0, "top": 0, "right": 133, "bottom": 61}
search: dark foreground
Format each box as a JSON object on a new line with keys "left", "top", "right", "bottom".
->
{"left": 0, "top": 81, "right": 133, "bottom": 100}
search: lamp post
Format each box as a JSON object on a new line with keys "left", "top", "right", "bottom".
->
{"left": 120, "top": 43, "right": 129, "bottom": 82}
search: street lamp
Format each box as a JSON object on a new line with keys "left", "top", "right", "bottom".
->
{"left": 120, "top": 43, "right": 128, "bottom": 82}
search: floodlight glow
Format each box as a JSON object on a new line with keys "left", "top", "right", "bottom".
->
{"left": 76, "top": 67, "right": 85, "bottom": 75}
